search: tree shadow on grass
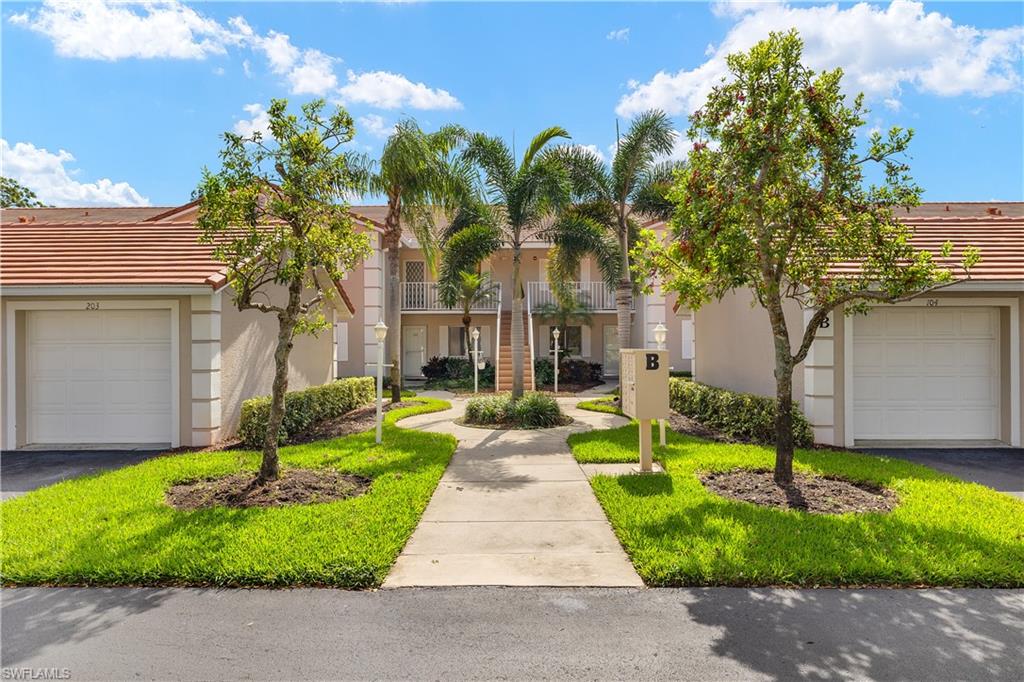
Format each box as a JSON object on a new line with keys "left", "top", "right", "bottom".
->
{"left": 611, "top": 473, "right": 675, "bottom": 497}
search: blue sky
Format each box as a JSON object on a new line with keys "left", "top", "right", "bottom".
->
{"left": 2, "top": 1, "right": 1022, "bottom": 207}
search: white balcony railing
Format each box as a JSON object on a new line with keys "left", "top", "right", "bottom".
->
{"left": 526, "top": 281, "right": 630, "bottom": 312}
{"left": 401, "top": 281, "right": 501, "bottom": 312}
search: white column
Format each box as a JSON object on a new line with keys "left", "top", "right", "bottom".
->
{"left": 803, "top": 307, "right": 836, "bottom": 445}
{"left": 190, "top": 293, "right": 222, "bottom": 447}
{"left": 363, "top": 238, "right": 384, "bottom": 375}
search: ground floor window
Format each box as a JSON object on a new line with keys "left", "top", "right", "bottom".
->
{"left": 449, "top": 326, "right": 485, "bottom": 357}
{"left": 549, "top": 326, "right": 582, "bottom": 356}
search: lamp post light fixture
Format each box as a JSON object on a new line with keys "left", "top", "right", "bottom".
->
{"left": 374, "top": 319, "right": 388, "bottom": 445}
{"left": 552, "top": 327, "right": 561, "bottom": 394}
{"left": 653, "top": 322, "right": 668, "bottom": 446}
{"left": 471, "top": 327, "right": 481, "bottom": 394}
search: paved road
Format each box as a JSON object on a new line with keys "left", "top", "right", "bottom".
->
{"left": 3, "top": 586, "right": 1022, "bottom": 681}
{"left": 859, "top": 447, "right": 1024, "bottom": 499}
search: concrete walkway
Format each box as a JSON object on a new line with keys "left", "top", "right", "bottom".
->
{"left": 385, "top": 397, "right": 643, "bottom": 587}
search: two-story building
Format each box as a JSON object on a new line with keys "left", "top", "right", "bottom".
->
{"left": 332, "top": 206, "right": 695, "bottom": 390}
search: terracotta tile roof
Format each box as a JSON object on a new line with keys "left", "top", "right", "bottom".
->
{"left": 0, "top": 206, "right": 175, "bottom": 225}
{"left": 830, "top": 216, "right": 1024, "bottom": 282}
{"left": 1, "top": 221, "right": 229, "bottom": 288}
{"left": 899, "top": 201, "right": 1024, "bottom": 218}
{"left": 1, "top": 219, "right": 361, "bottom": 312}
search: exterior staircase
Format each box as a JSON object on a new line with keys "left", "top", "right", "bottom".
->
{"left": 496, "top": 311, "right": 535, "bottom": 392}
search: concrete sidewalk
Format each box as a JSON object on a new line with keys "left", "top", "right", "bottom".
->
{"left": 384, "top": 399, "right": 643, "bottom": 587}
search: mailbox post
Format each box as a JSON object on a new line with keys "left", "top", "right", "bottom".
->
{"left": 619, "top": 348, "right": 669, "bottom": 473}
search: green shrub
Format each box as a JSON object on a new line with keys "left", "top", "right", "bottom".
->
{"left": 464, "top": 392, "right": 567, "bottom": 429}
{"left": 669, "top": 378, "right": 813, "bottom": 446}
{"left": 534, "top": 358, "right": 555, "bottom": 386}
{"left": 239, "top": 376, "right": 376, "bottom": 447}
{"left": 424, "top": 361, "right": 494, "bottom": 390}
{"left": 421, "top": 356, "right": 477, "bottom": 381}
{"left": 669, "top": 370, "right": 693, "bottom": 378}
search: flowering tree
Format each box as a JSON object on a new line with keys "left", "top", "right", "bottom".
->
{"left": 197, "top": 99, "right": 371, "bottom": 482}
{"left": 635, "top": 32, "right": 978, "bottom": 484}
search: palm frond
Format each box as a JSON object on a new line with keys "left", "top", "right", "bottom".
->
{"left": 437, "top": 222, "right": 504, "bottom": 306}
{"left": 630, "top": 159, "right": 684, "bottom": 221}
{"left": 611, "top": 110, "right": 677, "bottom": 204}
{"left": 520, "top": 126, "right": 571, "bottom": 171}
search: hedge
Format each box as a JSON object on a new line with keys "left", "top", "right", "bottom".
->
{"left": 239, "top": 376, "right": 376, "bottom": 448}
{"left": 669, "top": 378, "right": 813, "bottom": 446}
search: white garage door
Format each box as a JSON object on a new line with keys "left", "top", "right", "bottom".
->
{"left": 853, "top": 307, "right": 999, "bottom": 441}
{"left": 27, "top": 309, "right": 174, "bottom": 445}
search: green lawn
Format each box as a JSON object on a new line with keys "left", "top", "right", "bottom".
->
{"left": 576, "top": 396, "right": 625, "bottom": 417}
{"left": 568, "top": 423, "right": 1024, "bottom": 587}
{"left": 1, "top": 398, "right": 454, "bottom": 588}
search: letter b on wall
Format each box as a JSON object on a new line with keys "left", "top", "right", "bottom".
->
{"left": 645, "top": 353, "right": 660, "bottom": 370}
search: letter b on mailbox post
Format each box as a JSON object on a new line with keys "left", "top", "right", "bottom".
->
{"left": 619, "top": 349, "right": 669, "bottom": 473}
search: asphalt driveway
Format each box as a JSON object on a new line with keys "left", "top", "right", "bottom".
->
{"left": 0, "top": 449, "right": 165, "bottom": 500}
{"left": 858, "top": 447, "right": 1024, "bottom": 500}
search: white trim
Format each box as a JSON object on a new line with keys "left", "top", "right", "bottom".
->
{"left": 2, "top": 285, "right": 219, "bottom": 297}
{"left": 5, "top": 299, "right": 181, "bottom": 449}
{"left": 843, "top": 297, "right": 1020, "bottom": 447}
{"left": 944, "top": 280, "right": 1024, "bottom": 292}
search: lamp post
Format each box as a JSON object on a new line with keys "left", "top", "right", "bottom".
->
{"left": 552, "top": 327, "right": 561, "bottom": 394}
{"left": 654, "top": 322, "right": 668, "bottom": 447}
{"left": 471, "top": 327, "right": 481, "bottom": 394}
{"left": 374, "top": 319, "right": 388, "bottom": 445}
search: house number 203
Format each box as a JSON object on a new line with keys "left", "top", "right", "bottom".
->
{"left": 85, "top": 302, "right": 100, "bottom": 310}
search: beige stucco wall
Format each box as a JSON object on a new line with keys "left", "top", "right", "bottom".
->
{"left": 0, "top": 295, "right": 193, "bottom": 449}
{"left": 335, "top": 258, "right": 367, "bottom": 379}
{"left": 694, "top": 287, "right": 806, "bottom": 402}
{"left": 218, "top": 286, "right": 335, "bottom": 437}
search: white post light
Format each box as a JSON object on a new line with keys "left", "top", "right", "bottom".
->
{"left": 471, "top": 327, "right": 481, "bottom": 394}
{"left": 374, "top": 319, "right": 388, "bottom": 445}
{"left": 552, "top": 327, "right": 561, "bottom": 394}
{"left": 654, "top": 322, "right": 668, "bottom": 447}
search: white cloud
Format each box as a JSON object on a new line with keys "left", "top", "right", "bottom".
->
{"left": 358, "top": 114, "right": 393, "bottom": 139}
{"left": 575, "top": 144, "right": 608, "bottom": 163}
{"left": 212, "top": 66, "right": 225, "bottom": 76}
{"left": 338, "top": 70, "right": 463, "bottom": 110}
{"left": 11, "top": 1, "right": 462, "bottom": 110}
{"left": 11, "top": 0, "right": 239, "bottom": 61}
{"left": 233, "top": 103, "right": 271, "bottom": 138}
{"left": 606, "top": 28, "right": 630, "bottom": 42}
{"left": 617, "top": 0, "right": 1024, "bottom": 117}
{"left": 1, "top": 139, "right": 149, "bottom": 206}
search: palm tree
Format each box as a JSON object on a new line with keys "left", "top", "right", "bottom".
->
{"left": 543, "top": 111, "right": 679, "bottom": 353}
{"left": 370, "top": 119, "right": 470, "bottom": 401}
{"left": 533, "top": 292, "right": 594, "bottom": 342}
{"left": 444, "top": 127, "right": 573, "bottom": 399}
{"left": 441, "top": 270, "right": 499, "bottom": 352}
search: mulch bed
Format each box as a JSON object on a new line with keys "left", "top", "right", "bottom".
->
{"left": 166, "top": 468, "right": 372, "bottom": 510}
{"left": 700, "top": 469, "right": 897, "bottom": 515}
{"left": 538, "top": 380, "right": 605, "bottom": 394}
{"left": 287, "top": 401, "right": 412, "bottom": 445}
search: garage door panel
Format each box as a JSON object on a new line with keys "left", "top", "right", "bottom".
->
{"left": 853, "top": 307, "right": 998, "bottom": 441}
{"left": 27, "top": 308, "right": 174, "bottom": 445}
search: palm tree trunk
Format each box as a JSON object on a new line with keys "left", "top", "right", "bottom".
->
{"left": 615, "top": 229, "right": 632, "bottom": 353}
{"left": 384, "top": 201, "right": 402, "bottom": 403}
{"left": 511, "top": 248, "right": 524, "bottom": 399}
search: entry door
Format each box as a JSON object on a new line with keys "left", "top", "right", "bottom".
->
{"left": 402, "top": 325, "right": 427, "bottom": 377}
{"left": 26, "top": 308, "right": 174, "bottom": 444}
{"left": 603, "top": 325, "right": 620, "bottom": 376}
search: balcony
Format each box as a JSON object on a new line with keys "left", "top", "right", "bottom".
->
{"left": 401, "top": 281, "right": 501, "bottom": 312}
{"left": 526, "top": 281, "right": 631, "bottom": 312}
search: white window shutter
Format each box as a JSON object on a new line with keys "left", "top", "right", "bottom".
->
{"left": 538, "top": 324, "right": 549, "bottom": 355}
{"left": 581, "top": 325, "right": 591, "bottom": 359}
{"left": 335, "top": 322, "right": 349, "bottom": 362}
{"left": 438, "top": 325, "right": 449, "bottom": 356}
{"left": 682, "top": 317, "right": 694, "bottom": 360}
{"left": 480, "top": 325, "right": 491, "bottom": 358}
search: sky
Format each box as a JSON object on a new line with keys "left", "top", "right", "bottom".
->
{"left": 1, "top": 0, "right": 1022, "bottom": 207}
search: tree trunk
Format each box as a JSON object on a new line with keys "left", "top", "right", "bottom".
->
{"left": 463, "top": 314, "right": 473, "bottom": 358}
{"left": 766, "top": 294, "right": 795, "bottom": 485}
{"left": 511, "top": 249, "right": 524, "bottom": 399}
{"left": 615, "top": 228, "right": 632, "bottom": 353}
{"left": 384, "top": 200, "right": 402, "bottom": 403}
{"left": 260, "top": 278, "right": 302, "bottom": 483}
